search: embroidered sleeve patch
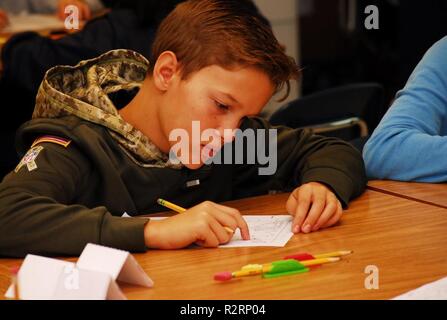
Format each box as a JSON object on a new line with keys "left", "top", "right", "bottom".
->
{"left": 14, "top": 146, "right": 44, "bottom": 173}
{"left": 31, "top": 135, "right": 71, "bottom": 148}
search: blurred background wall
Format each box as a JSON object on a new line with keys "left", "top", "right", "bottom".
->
{"left": 254, "top": 0, "right": 300, "bottom": 116}
{"left": 256, "top": 0, "right": 447, "bottom": 115}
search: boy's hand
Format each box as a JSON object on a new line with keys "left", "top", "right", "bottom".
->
{"left": 144, "top": 201, "right": 250, "bottom": 249}
{"left": 57, "top": 0, "right": 91, "bottom": 21}
{"left": 286, "top": 182, "right": 343, "bottom": 234}
{"left": 0, "top": 10, "right": 9, "bottom": 31}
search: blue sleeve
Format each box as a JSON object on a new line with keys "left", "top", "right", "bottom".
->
{"left": 363, "top": 36, "right": 447, "bottom": 182}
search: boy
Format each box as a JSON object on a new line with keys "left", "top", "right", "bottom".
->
{"left": 0, "top": 0, "right": 264, "bottom": 177}
{"left": 0, "top": 0, "right": 366, "bottom": 257}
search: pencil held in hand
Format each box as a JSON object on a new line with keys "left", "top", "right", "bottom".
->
{"left": 157, "top": 198, "right": 235, "bottom": 234}
{"left": 157, "top": 198, "right": 187, "bottom": 213}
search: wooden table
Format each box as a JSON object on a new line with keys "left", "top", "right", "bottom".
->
{"left": 1, "top": 189, "right": 447, "bottom": 300}
{"left": 368, "top": 180, "right": 447, "bottom": 209}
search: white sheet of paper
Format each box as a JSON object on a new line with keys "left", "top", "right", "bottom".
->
{"left": 220, "top": 215, "right": 293, "bottom": 248}
{"left": 393, "top": 277, "right": 447, "bottom": 300}
{"left": 3, "top": 14, "right": 65, "bottom": 34}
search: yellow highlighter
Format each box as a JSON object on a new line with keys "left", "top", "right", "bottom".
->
{"left": 214, "top": 257, "right": 340, "bottom": 281}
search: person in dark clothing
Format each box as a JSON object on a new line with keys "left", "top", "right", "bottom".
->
{"left": 0, "top": 0, "right": 366, "bottom": 258}
{"left": 0, "top": 1, "right": 184, "bottom": 178}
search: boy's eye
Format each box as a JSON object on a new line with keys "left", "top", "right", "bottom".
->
{"left": 214, "top": 100, "right": 229, "bottom": 111}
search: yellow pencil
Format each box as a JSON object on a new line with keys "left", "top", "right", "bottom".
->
{"left": 157, "top": 198, "right": 235, "bottom": 234}
{"left": 157, "top": 198, "right": 187, "bottom": 213}
{"left": 314, "top": 250, "right": 353, "bottom": 259}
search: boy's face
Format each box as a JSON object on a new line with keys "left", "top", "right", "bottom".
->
{"left": 158, "top": 63, "right": 275, "bottom": 169}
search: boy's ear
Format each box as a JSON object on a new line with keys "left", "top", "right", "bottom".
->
{"left": 152, "top": 51, "right": 179, "bottom": 91}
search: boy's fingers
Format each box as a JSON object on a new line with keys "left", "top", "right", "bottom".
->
{"left": 321, "top": 211, "right": 342, "bottom": 229}
{"left": 195, "top": 220, "right": 220, "bottom": 248}
{"left": 207, "top": 215, "right": 233, "bottom": 244}
{"left": 312, "top": 198, "right": 337, "bottom": 231}
{"left": 209, "top": 202, "right": 250, "bottom": 240}
{"left": 301, "top": 191, "right": 326, "bottom": 233}
{"left": 286, "top": 190, "right": 299, "bottom": 216}
{"left": 206, "top": 205, "right": 238, "bottom": 235}
{"left": 292, "top": 189, "right": 311, "bottom": 233}
{"left": 322, "top": 203, "right": 343, "bottom": 229}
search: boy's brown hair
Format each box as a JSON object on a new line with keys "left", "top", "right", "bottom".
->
{"left": 150, "top": 0, "right": 299, "bottom": 100}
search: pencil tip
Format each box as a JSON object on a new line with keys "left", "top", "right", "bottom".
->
{"left": 328, "top": 257, "right": 340, "bottom": 262}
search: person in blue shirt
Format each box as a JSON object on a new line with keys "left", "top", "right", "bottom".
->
{"left": 363, "top": 36, "right": 447, "bottom": 182}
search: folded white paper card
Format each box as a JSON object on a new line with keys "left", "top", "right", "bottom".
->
{"left": 4, "top": 244, "right": 153, "bottom": 300}
{"left": 5, "top": 255, "right": 75, "bottom": 300}
{"left": 393, "top": 276, "right": 447, "bottom": 300}
{"left": 53, "top": 267, "right": 126, "bottom": 300}
{"left": 77, "top": 243, "right": 153, "bottom": 287}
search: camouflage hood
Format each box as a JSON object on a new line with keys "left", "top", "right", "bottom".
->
{"left": 33, "top": 49, "right": 181, "bottom": 169}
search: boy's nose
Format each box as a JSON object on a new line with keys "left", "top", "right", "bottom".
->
{"left": 218, "top": 118, "right": 242, "bottom": 143}
{"left": 217, "top": 127, "right": 237, "bottom": 144}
